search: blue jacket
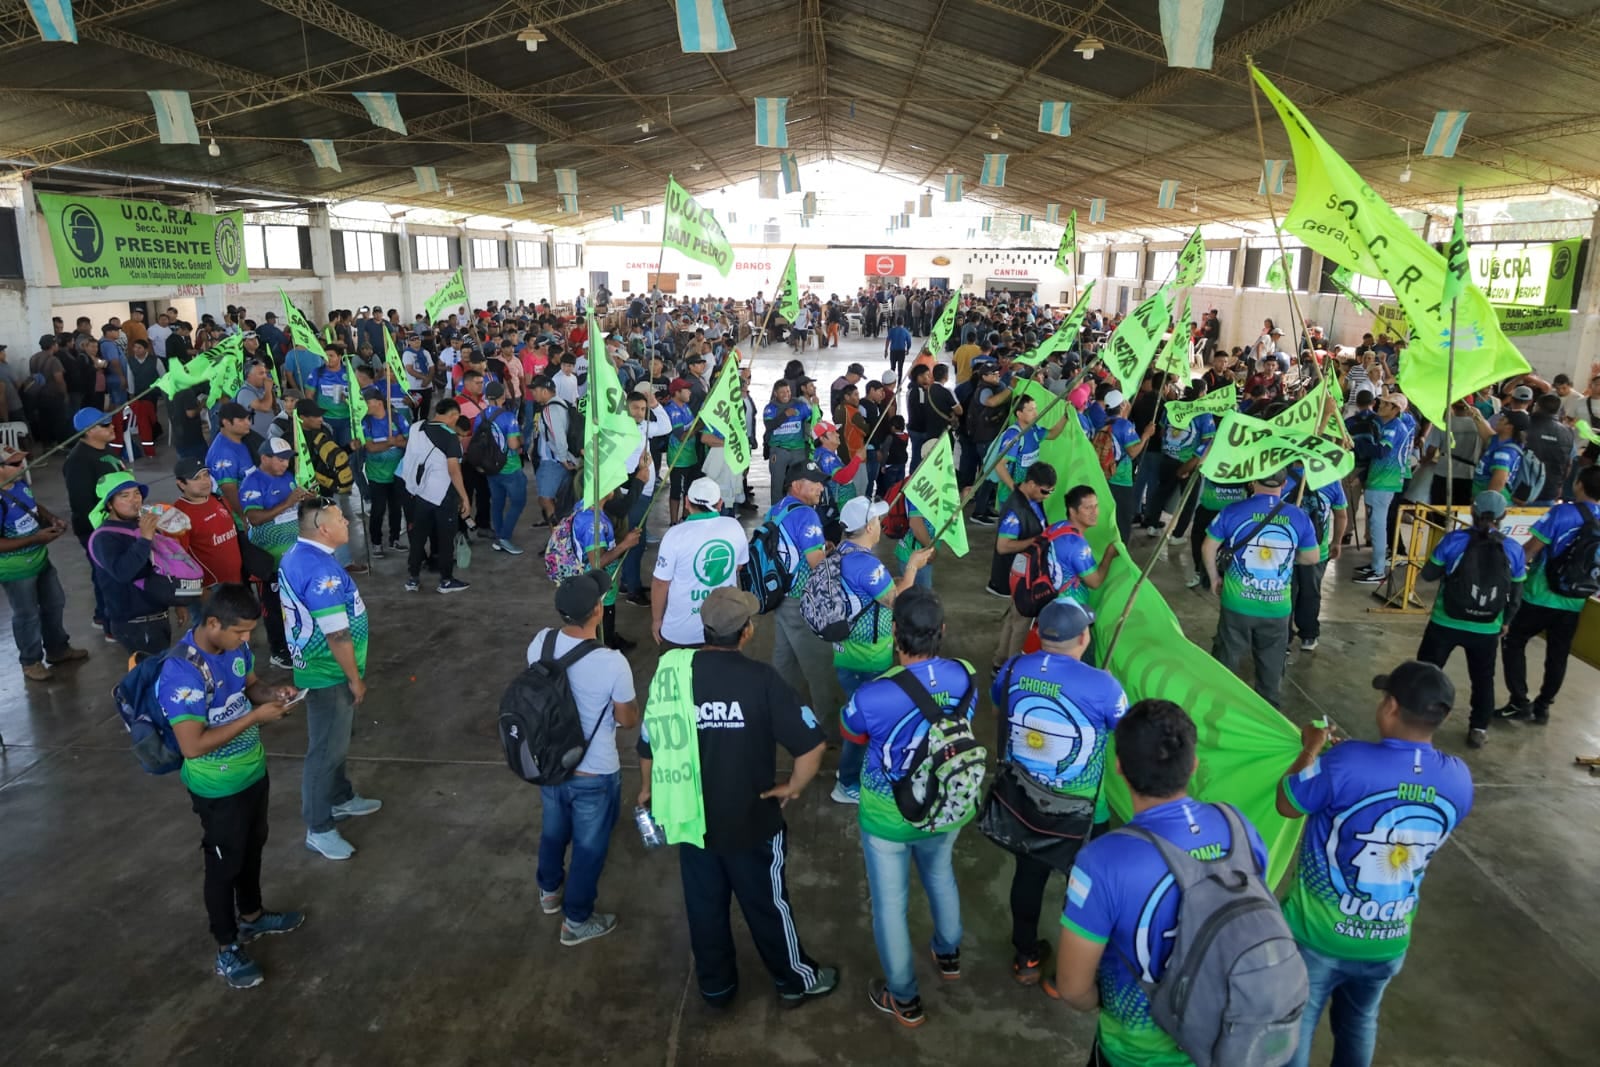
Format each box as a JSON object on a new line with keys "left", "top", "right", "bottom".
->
{"left": 89, "top": 518, "right": 168, "bottom": 621}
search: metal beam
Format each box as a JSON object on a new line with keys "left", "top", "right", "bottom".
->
{"left": 0, "top": 0, "right": 174, "bottom": 51}
{"left": 871, "top": 0, "right": 949, "bottom": 172}
{"left": 1375, "top": 0, "right": 1600, "bottom": 70}
{"left": 804, "top": 0, "right": 833, "bottom": 162}
{"left": 256, "top": 0, "right": 657, "bottom": 199}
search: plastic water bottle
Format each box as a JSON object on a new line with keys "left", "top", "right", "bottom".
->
{"left": 634, "top": 806, "right": 667, "bottom": 849}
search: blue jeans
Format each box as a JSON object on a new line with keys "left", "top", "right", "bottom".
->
{"left": 1289, "top": 943, "right": 1406, "bottom": 1067}
{"left": 488, "top": 468, "right": 528, "bottom": 542}
{"left": 1364, "top": 489, "right": 1397, "bottom": 574}
{"left": 1, "top": 561, "right": 71, "bottom": 666}
{"left": 861, "top": 828, "right": 963, "bottom": 1001}
{"left": 302, "top": 682, "right": 357, "bottom": 834}
{"left": 620, "top": 490, "right": 654, "bottom": 593}
{"left": 537, "top": 772, "right": 622, "bottom": 924}
{"left": 835, "top": 666, "right": 879, "bottom": 789}
{"left": 1132, "top": 450, "right": 1164, "bottom": 526}
{"left": 913, "top": 565, "right": 933, "bottom": 589}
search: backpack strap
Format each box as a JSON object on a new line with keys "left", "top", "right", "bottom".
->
{"left": 175, "top": 640, "right": 217, "bottom": 707}
{"left": 540, "top": 631, "right": 610, "bottom": 747}
{"left": 886, "top": 663, "right": 975, "bottom": 727}
{"left": 1225, "top": 495, "right": 1292, "bottom": 556}
{"left": 996, "top": 660, "right": 1017, "bottom": 753}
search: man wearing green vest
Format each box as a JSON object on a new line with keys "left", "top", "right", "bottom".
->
{"left": 637, "top": 587, "right": 836, "bottom": 1009}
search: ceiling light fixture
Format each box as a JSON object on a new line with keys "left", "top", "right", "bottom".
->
{"left": 445, "top": 181, "right": 455, "bottom": 198}
{"left": 517, "top": 27, "right": 546, "bottom": 52}
{"left": 1075, "top": 34, "right": 1104, "bottom": 60}
{"left": 207, "top": 138, "right": 220, "bottom": 158}
{"left": 639, "top": 118, "right": 652, "bottom": 134}
{"left": 987, "top": 123, "right": 1002, "bottom": 141}
{"left": 1399, "top": 140, "right": 1413, "bottom": 183}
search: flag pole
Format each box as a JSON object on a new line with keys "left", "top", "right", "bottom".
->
{"left": 588, "top": 311, "right": 606, "bottom": 644}
{"left": 753, "top": 246, "right": 795, "bottom": 350}
{"left": 1102, "top": 473, "right": 1203, "bottom": 663}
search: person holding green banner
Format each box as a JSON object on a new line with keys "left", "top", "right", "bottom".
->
{"left": 1099, "top": 390, "right": 1156, "bottom": 545}
{"left": 1202, "top": 470, "right": 1322, "bottom": 708}
{"left": 637, "top": 587, "right": 836, "bottom": 1009}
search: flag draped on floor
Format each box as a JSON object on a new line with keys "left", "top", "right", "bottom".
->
{"left": 425, "top": 268, "right": 468, "bottom": 324}
{"left": 899, "top": 434, "right": 968, "bottom": 558}
{"left": 1249, "top": 65, "right": 1527, "bottom": 423}
{"left": 1011, "top": 377, "right": 1304, "bottom": 885}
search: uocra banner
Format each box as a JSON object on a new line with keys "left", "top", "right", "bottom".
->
{"left": 37, "top": 192, "right": 248, "bottom": 288}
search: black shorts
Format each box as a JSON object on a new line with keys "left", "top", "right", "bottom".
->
{"left": 669, "top": 464, "right": 702, "bottom": 501}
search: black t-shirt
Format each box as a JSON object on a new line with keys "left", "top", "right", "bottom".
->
{"left": 928, "top": 383, "right": 958, "bottom": 435}
{"left": 906, "top": 385, "right": 930, "bottom": 434}
{"left": 636, "top": 650, "right": 824, "bottom": 853}
{"left": 62, "top": 441, "right": 127, "bottom": 536}
{"left": 1526, "top": 415, "right": 1573, "bottom": 488}
{"left": 1129, "top": 390, "right": 1160, "bottom": 435}
{"left": 171, "top": 387, "right": 207, "bottom": 451}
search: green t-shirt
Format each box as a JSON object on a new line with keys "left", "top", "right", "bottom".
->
{"left": 362, "top": 414, "right": 407, "bottom": 484}
{"left": 0, "top": 484, "right": 48, "bottom": 583}
{"left": 1206, "top": 496, "right": 1318, "bottom": 619}
{"left": 158, "top": 638, "right": 265, "bottom": 799}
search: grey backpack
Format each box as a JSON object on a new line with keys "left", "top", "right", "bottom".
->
{"left": 1114, "top": 803, "right": 1307, "bottom": 1067}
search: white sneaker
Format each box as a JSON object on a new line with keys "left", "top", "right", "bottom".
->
{"left": 304, "top": 828, "right": 355, "bottom": 861}
{"left": 1145, "top": 525, "right": 1161, "bottom": 539}
{"left": 830, "top": 782, "right": 860, "bottom": 805}
{"left": 1184, "top": 572, "right": 1205, "bottom": 589}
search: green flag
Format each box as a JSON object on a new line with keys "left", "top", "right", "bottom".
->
{"left": 1014, "top": 280, "right": 1096, "bottom": 368}
{"left": 1154, "top": 294, "right": 1193, "bottom": 378}
{"left": 1328, "top": 265, "right": 1374, "bottom": 315}
{"left": 152, "top": 333, "right": 243, "bottom": 399}
{"left": 1250, "top": 64, "right": 1528, "bottom": 423}
{"left": 1015, "top": 374, "right": 1306, "bottom": 887}
{"left": 701, "top": 351, "right": 751, "bottom": 474}
{"left": 1054, "top": 209, "right": 1077, "bottom": 274}
{"left": 1102, "top": 286, "right": 1170, "bottom": 389}
{"left": 211, "top": 338, "right": 246, "bottom": 402}
{"left": 1268, "top": 375, "right": 1342, "bottom": 438}
{"left": 580, "top": 309, "right": 640, "bottom": 505}
{"left": 1167, "top": 383, "right": 1237, "bottom": 429}
{"left": 1199, "top": 410, "right": 1353, "bottom": 490}
{"left": 279, "top": 289, "right": 325, "bottom": 359}
{"left": 1443, "top": 187, "right": 1468, "bottom": 308}
{"left": 900, "top": 434, "right": 969, "bottom": 558}
{"left": 383, "top": 327, "right": 408, "bottom": 393}
{"left": 344, "top": 366, "right": 366, "bottom": 446}
{"left": 642, "top": 650, "right": 707, "bottom": 847}
{"left": 1265, "top": 253, "right": 1292, "bottom": 291}
{"left": 292, "top": 409, "right": 317, "bottom": 491}
{"left": 662, "top": 175, "right": 733, "bottom": 277}
{"left": 1174, "top": 227, "right": 1205, "bottom": 287}
{"left": 775, "top": 250, "right": 800, "bottom": 323}
{"left": 424, "top": 268, "right": 468, "bottom": 324}
{"left": 928, "top": 286, "right": 962, "bottom": 355}
{"left": 1577, "top": 421, "right": 1600, "bottom": 448}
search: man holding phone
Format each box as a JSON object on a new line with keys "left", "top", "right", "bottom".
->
{"left": 157, "top": 583, "right": 305, "bottom": 989}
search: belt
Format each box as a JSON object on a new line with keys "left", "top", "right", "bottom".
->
{"left": 126, "top": 613, "right": 168, "bottom": 624}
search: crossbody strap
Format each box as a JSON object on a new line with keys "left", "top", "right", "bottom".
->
{"left": 541, "top": 632, "right": 610, "bottom": 748}
{"left": 1227, "top": 495, "right": 1292, "bottom": 556}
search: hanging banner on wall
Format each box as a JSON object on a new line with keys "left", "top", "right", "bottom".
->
{"left": 37, "top": 192, "right": 248, "bottom": 289}
{"left": 1469, "top": 238, "right": 1580, "bottom": 307}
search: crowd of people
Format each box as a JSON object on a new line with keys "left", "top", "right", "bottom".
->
{"left": 2, "top": 282, "right": 1596, "bottom": 1067}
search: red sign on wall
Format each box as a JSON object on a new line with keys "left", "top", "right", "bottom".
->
{"left": 864, "top": 254, "right": 907, "bottom": 276}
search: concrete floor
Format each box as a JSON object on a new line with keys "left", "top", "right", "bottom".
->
{"left": 3, "top": 330, "right": 1596, "bottom": 1066}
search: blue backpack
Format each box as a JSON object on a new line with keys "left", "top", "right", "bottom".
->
{"left": 112, "top": 644, "right": 214, "bottom": 775}
{"left": 741, "top": 504, "right": 795, "bottom": 614}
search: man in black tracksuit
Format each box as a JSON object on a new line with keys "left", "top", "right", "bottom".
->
{"left": 61, "top": 407, "right": 127, "bottom": 639}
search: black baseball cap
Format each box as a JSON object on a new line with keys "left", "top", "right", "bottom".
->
{"left": 555, "top": 570, "right": 607, "bottom": 622}
{"left": 787, "top": 461, "right": 828, "bottom": 487}
{"left": 1373, "top": 661, "right": 1455, "bottom": 723}
{"left": 296, "top": 398, "right": 325, "bottom": 417}
{"left": 174, "top": 457, "right": 208, "bottom": 481}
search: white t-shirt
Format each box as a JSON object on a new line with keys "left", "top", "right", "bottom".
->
{"left": 624, "top": 420, "right": 656, "bottom": 497}
{"left": 525, "top": 628, "right": 634, "bottom": 776}
{"left": 554, "top": 371, "right": 582, "bottom": 405}
{"left": 651, "top": 513, "right": 750, "bottom": 646}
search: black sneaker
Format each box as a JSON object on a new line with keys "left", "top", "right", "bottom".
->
{"left": 1012, "top": 939, "right": 1051, "bottom": 986}
{"left": 388, "top": 539, "right": 403, "bottom": 552}
{"left": 1496, "top": 700, "right": 1531, "bottom": 721}
{"left": 606, "top": 632, "right": 637, "bottom": 653}
{"left": 624, "top": 590, "right": 651, "bottom": 607}
{"left": 1466, "top": 727, "right": 1488, "bottom": 749}
{"left": 1528, "top": 701, "right": 1551, "bottom": 725}
{"left": 931, "top": 947, "right": 961, "bottom": 980}
{"left": 778, "top": 965, "right": 839, "bottom": 1008}
{"left": 1355, "top": 571, "right": 1387, "bottom": 585}
{"left": 970, "top": 513, "right": 997, "bottom": 527}
{"left": 867, "top": 980, "right": 925, "bottom": 1028}
{"left": 437, "top": 577, "right": 471, "bottom": 594}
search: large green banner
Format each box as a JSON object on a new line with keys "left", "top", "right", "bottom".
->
{"left": 1013, "top": 379, "right": 1305, "bottom": 884}
{"left": 1101, "top": 286, "right": 1169, "bottom": 389}
{"left": 38, "top": 192, "right": 247, "bottom": 289}
{"left": 662, "top": 175, "right": 732, "bottom": 276}
{"left": 424, "top": 268, "right": 467, "bottom": 324}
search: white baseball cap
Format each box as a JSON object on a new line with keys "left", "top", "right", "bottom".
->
{"left": 841, "top": 496, "right": 890, "bottom": 532}
{"left": 1104, "top": 389, "right": 1125, "bottom": 408}
{"left": 686, "top": 477, "right": 722, "bottom": 507}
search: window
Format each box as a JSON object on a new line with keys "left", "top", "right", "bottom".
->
{"left": 413, "top": 234, "right": 449, "bottom": 271}
{"left": 471, "top": 238, "right": 502, "bottom": 270}
{"left": 515, "top": 240, "right": 546, "bottom": 269}
{"left": 555, "top": 243, "right": 580, "bottom": 268}
{"left": 1244, "top": 246, "right": 1309, "bottom": 290}
{"left": 1111, "top": 251, "right": 1139, "bottom": 278}
{"left": 1201, "top": 249, "right": 1235, "bottom": 288}
{"left": 1079, "top": 251, "right": 1104, "bottom": 277}
{"left": 243, "top": 224, "right": 306, "bottom": 270}
{"left": 341, "top": 231, "right": 388, "bottom": 272}
{"left": 1145, "top": 250, "right": 1177, "bottom": 282}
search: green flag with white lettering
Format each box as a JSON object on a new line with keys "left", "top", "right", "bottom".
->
{"left": 424, "top": 268, "right": 468, "bottom": 324}
{"left": 900, "top": 434, "right": 969, "bottom": 557}
{"left": 1055, "top": 209, "right": 1076, "bottom": 274}
{"left": 1102, "top": 287, "right": 1170, "bottom": 389}
{"left": 701, "top": 351, "right": 751, "bottom": 474}
{"left": 1250, "top": 64, "right": 1528, "bottom": 423}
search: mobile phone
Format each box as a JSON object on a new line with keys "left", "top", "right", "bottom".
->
{"left": 283, "top": 688, "right": 309, "bottom": 708}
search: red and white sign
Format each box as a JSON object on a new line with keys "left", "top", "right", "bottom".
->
{"left": 989, "top": 267, "right": 1035, "bottom": 277}
{"left": 864, "top": 254, "right": 906, "bottom": 276}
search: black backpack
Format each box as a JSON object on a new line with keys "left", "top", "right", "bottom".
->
{"left": 741, "top": 504, "right": 796, "bottom": 614}
{"left": 965, "top": 389, "right": 1006, "bottom": 443}
{"left": 1547, "top": 506, "right": 1600, "bottom": 599}
{"left": 498, "top": 631, "right": 605, "bottom": 786}
{"left": 465, "top": 413, "right": 507, "bottom": 474}
{"left": 1441, "top": 529, "right": 1512, "bottom": 624}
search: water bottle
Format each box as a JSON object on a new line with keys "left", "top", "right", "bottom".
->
{"left": 634, "top": 805, "right": 667, "bottom": 849}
